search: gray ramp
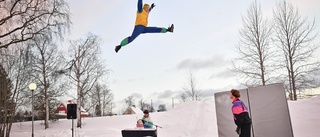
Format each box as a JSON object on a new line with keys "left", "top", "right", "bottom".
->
{"left": 248, "top": 83, "right": 293, "bottom": 137}
{"left": 214, "top": 89, "right": 250, "bottom": 137}
{"left": 214, "top": 83, "right": 293, "bottom": 137}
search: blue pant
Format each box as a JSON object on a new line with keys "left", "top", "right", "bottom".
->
{"left": 120, "top": 25, "right": 167, "bottom": 46}
{"left": 144, "top": 125, "right": 152, "bottom": 128}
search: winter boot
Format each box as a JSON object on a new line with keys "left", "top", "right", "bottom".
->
{"left": 167, "top": 24, "right": 174, "bottom": 32}
{"left": 115, "top": 45, "right": 122, "bottom": 53}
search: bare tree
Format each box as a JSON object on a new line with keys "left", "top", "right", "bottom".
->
{"left": 0, "top": 0, "right": 70, "bottom": 49}
{"left": 181, "top": 71, "right": 202, "bottom": 101}
{"left": 138, "top": 99, "right": 152, "bottom": 111}
{"left": 91, "top": 84, "right": 102, "bottom": 116}
{"left": 273, "top": 1, "right": 320, "bottom": 100}
{"left": 158, "top": 104, "right": 167, "bottom": 112}
{"left": 233, "top": 0, "right": 273, "bottom": 87}
{"left": 0, "top": 46, "right": 32, "bottom": 137}
{"left": 0, "top": 64, "right": 12, "bottom": 137}
{"left": 101, "top": 84, "right": 113, "bottom": 116}
{"left": 125, "top": 96, "right": 135, "bottom": 107}
{"left": 67, "top": 33, "right": 106, "bottom": 127}
{"left": 90, "top": 83, "right": 113, "bottom": 116}
{"left": 180, "top": 94, "right": 187, "bottom": 102}
{"left": 29, "top": 36, "right": 67, "bottom": 129}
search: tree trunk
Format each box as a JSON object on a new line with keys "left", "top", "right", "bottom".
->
{"left": 43, "top": 54, "right": 49, "bottom": 129}
{"left": 260, "top": 57, "right": 266, "bottom": 86}
{"left": 77, "top": 81, "right": 81, "bottom": 127}
{"left": 5, "top": 107, "right": 14, "bottom": 137}
{"left": 77, "top": 48, "right": 81, "bottom": 128}
{"left": 288, "top": 68, "right": 293, "bottom": 100}
{"left": 0, "top": 77, "right": 8, "bottom": 137}
{"left": 290, "top": 61, "right": 297, "bottom": 100}
{"left": 45, "top": 96, "right": 49, "bottom": 128}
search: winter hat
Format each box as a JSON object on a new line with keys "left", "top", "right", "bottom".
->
{"left": 143, "top": 4, "right": 150, "bottom": 9}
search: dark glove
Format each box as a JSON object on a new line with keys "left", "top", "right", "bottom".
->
{"left": 150, "top": 3, "right": 156, "bottom": 9}
{"left": 236, "top": 126, "right": 241, "bottom": 135}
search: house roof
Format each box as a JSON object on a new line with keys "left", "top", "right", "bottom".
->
{"left": 55, "top": 100, "right": 89, "bottom": 116}
{"left": 61, "top": 100, "right": 86, "bottom": 112}
{"left": 124, "top": 106, "right": 143, "bottom": 115}
{"left": 129, "top": 106, "right": 143, "bottom": 115}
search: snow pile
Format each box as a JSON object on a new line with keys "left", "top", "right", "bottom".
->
{"left": 153, "top": 101, "right": 217, "bottom": 137}
{"left": 288, "top": 95, "right": 320, "bottom": 137}
{"left": 9, "top": 96, "right": 319, "bottom": 137}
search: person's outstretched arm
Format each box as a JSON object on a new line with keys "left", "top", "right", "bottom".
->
{"left": 137, "top": 0, "right": 143, "bottom": 13}
{"left": 149, "top": 3, "right": 155, "bottom": 12}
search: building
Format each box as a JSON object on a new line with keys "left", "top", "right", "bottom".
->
{"left": 54, "top": 100, "right": 89, "bottom": 118}
{"left": 123, "top": 105, "right": 143, "bottom": 115}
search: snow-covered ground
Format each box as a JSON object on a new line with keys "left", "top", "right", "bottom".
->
{"left": 9, "top": 96, "right": 320, "bottom": 137}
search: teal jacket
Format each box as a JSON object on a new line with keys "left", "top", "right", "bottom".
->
{"left": 142, "top": 116, "right": 153, "bottom": 128}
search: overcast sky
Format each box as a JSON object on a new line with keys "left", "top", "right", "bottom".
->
{"left": 64, "top": 0, "right": 320, "bottom": 112}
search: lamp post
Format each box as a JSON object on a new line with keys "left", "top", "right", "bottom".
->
{"left": 29, "top": 83, "right": 37, "bottom": 137}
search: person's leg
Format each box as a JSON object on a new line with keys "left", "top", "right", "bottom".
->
{"left": 240, "top": 124, "right": 251, "bottom": 137}
{"left": 120, "top": 25, "right": 145, "bottom": 46}
{"left": 115, "top": 24, "right": 174, "bottom": 53}
{"left": 142, "top": 27, "right": 167, "bottom": 33}
{"left": 143, "top": 125, "right": 152, "bottom": 128}
{"left": 142, "top": 24, "right": 174, "bottom": 34}
{"left": 115, "top": 25, "right": 146, "bottom": 53}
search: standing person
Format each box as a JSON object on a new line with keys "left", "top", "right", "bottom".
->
{"left": 230, "top": 89, "right": 252, "bottom": 137}
{"left": 142, "top": 110, "right": 153, "bottom": 128}
{"left": 115, "top": 0, "right": 174, "bottom": 53}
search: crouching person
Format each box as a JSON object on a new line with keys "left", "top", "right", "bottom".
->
{"left": 142, "top": 110, "right": 153, "bottom": 128}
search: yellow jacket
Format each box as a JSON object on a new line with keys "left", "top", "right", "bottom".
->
{"left": 135, "top": 10, "right": 149, "bottom": 26}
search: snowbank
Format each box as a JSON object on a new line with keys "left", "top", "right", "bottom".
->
{"left": 9, "top": 96, "right": 319, "bottom": 137}
{"left": 288, "top": 95, "right": 320, "bottom": 137}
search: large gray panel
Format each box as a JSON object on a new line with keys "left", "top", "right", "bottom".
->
{"left": 214, "top": 89, "right": 250, "bottom": 137}
{"left": 248, "top": 83, "right": 293, "bottom": 137}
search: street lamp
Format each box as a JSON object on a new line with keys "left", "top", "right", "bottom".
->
{"left": 29, "top": 83, "right": 37, "bottom": 137}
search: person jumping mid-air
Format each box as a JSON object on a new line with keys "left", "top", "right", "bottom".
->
{"left": 115, "top": 0, "right": 174, "bottom": 53}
